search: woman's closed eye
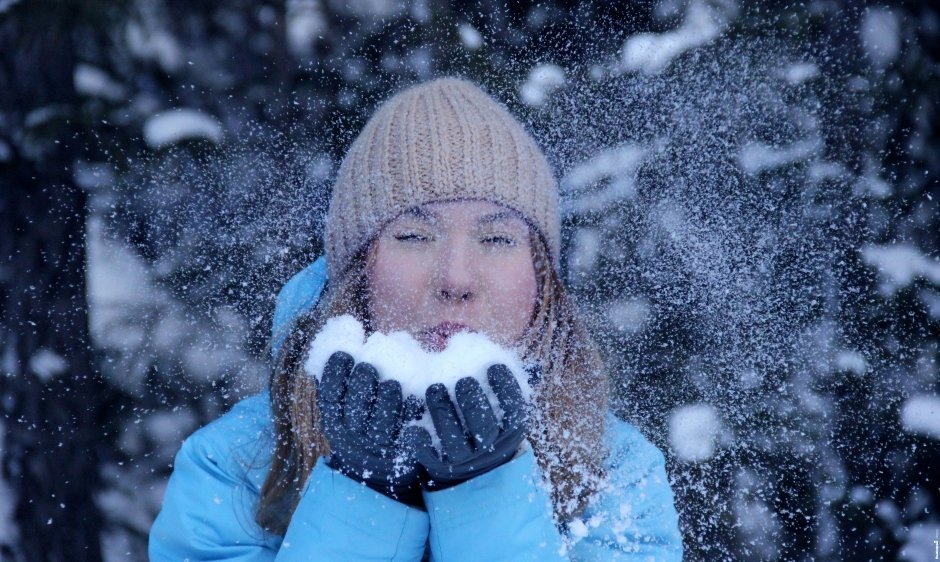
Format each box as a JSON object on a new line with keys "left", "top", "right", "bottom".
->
{"left": 393, "top": 232, "right": 432, "bottom": 242}
{"left": 481, "top": 234, "right": 516, "bottom": 247}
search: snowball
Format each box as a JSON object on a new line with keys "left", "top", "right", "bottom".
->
{"left": 143, "top": 109, "right": 224, "bottom": 149}
{"left": 304, "top": 315, "right": 532, "bottom": 406}
{"left": 669, "top": 403, "right": 720, "bottom": 462}
{"left": 900, "top": 395, "right": 940, "bottom": 440}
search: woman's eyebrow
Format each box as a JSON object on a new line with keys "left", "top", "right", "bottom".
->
{"left": 478, "top": 211, "right": 521, "bottom": 226}
{"left": 400, "top": 207, "right": 439, "bottom": 223}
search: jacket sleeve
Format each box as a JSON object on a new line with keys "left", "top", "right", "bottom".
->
{"left": 149, "top": 428, "right": 430, "bottom": 561}
{"left": 423, "top": 446, "right": 566, "bottom": 561}
{"left": 421, "top": 418, "right": 684, "bottom": 562}
{"left": 565, "top": 417, "right": 684, "bottom": 561}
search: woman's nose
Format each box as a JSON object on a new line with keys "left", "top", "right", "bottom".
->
{"left": 435, "top": 238, "right": 477, "bottom": 302}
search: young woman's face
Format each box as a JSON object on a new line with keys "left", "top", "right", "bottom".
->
{"left": 367, "top": 199, "right": 537, "bottom": 351}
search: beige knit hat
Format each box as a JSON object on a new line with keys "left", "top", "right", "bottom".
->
{"left": 324, "top": 77, "right": 561, "bottom": 278}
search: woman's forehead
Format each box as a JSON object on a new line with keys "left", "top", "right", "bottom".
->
{"left": 394, "top": 199, "right": 527, "bottom": 225}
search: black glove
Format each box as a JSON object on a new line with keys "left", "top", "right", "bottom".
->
{"left": 403, "top": 364, "right": 528, "bottom": 490}
{"left": 316, "top": 351, "right": 424, "bottom": 506}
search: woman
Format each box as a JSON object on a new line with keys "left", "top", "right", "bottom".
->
{"left": 149, "top": 78, "right": 683, "bottom": 561}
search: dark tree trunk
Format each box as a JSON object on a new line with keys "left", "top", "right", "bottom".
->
{"left": 1, "top": 2, "right": 107, "bottom": 560}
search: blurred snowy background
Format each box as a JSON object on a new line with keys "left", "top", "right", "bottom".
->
{"left": 1, "top": 0, "right": 938, "bottom": 560}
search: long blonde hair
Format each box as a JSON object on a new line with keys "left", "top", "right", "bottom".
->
{"left": 257, "top": 229, "right": 608, "bottom": 533}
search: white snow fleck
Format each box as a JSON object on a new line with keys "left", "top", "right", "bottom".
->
{"left": 850, "top": 485, "right": 874, "bottom": 505}
{"left": 286, "top": 0, "right": 325, "bottom": 59}
{"left": 24, "top": 105, "right": 67, "bottom": 129}
{"left": 898, "top": 522, "right": 940, "bottom": 562}
{"left": 519, "top": 63, "right": 566, "bottom": 107}
{"left": 605, "top": 298, "right": 650, "bottom": 335}
{"left": 458, "top": 23, "right": 483, "bottom": 50}
{"left": 0, "top": 0, "right": 22, "bottom": 15}
{"left": 0, "top": 418, "right": 17, "bottom": 544}
{"left": 125, "top": 21, "right": 182, "bottom": 73}
{"left": 669, "top": 403, "right": 720, "bottom": 462}
{"left": 143, "top": 109, "right": 224, "bottom": 149}
{"left": 1, "top": 337, "right": 16, "bottom": 376}
{"left": 783, "top": 62, "right": 820, "bottom": 85}
{"left": 568, "top": 518, "right": 589, "bottom": 538}
{"left": 738, "top": 138, "right": 822, "bottom": 175}
{"left": 860, "top": 7, "right": 901, "bottom": 68}
{"left": 74, "top": 64, "right": 127, "bottom": 101}
{"left": 900, "top": 395, "right": 940, "bottom": 440}
{"left": 918, "top": 289, "right": 940, "bottom": 320}
{"left": 834, "top": 350, "right": 868, "bottom": 375}
{"left": 73, "top": 160, "right": 115, "bottom": 191}
{"left": 808, "top": 161, "right": 848, "bottom": 183}
{"left": 860, "top": 244, "right": 940, "bottom": 296}
{"left": 146, "top": 411, "right": 199, "bottom": 445}
{"left": 304, "top": 315, "right": 531, "bottom": 405}
{"left": 29, "top": 349, "right": 68, "bottom": 382}
{"left": 342, "top": 0, "right": 401, "bottom": 18}
{"left": 567, "top": 228, "right": 601, "bottom": 280}
{"left": 561, "top": 143, "right": 646, "bottom": 214}
{"left": 734, "top": 468, "right": 782, "bottom": 560}
{"left": 738, "top": 369, "right": 763, "bottom": 390}
{"left": 620, "top": 0, "right": 729, "bottom": 75}
{"left": 85, "top": 217, "right": 160, "bottom": 351}
{"left": 96, "top": 487, "right": 153, "bottom": 534}
{"left": 854, "top": 161, "right": 893, "bottom": 198}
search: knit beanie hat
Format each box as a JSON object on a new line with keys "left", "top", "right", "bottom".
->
{"left": 324, "top": 77, "right": 561, "bottom": 279}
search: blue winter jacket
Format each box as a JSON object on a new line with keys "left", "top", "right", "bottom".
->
{"left": 148, "top": 391, "right": 683, "bottom": 561}
{"left": 149, "top": 257, "right": 683, "bottom": 559}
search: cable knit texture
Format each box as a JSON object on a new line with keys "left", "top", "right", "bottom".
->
{"left": 325, "top": 77, "right": 561, "bottom": 277}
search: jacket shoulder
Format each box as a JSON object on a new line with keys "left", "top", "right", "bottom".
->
{"left": 176, "top": 392, "right": 274, "bottom": 491}
{"left": 189, "top": 392, "right": 273, "bottom": 443}
{"left": 604, "top": 412, "right": 664, "bottom": 458}
{"left": 602, "top": 412, "right": 669, "bottom": 484}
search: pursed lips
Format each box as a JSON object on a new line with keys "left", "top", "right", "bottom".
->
{"left": 422, "top": 322, "right": 473, "bottom": 351}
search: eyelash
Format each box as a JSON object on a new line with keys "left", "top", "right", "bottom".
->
{"left": 481, "top": 235, "right": 516, "bottom": 247}
{"left": 394, "top": 233, "right": 430, "bottom": 242}
{"left": 392, "top": 233, "right": 516, "bottom": 247}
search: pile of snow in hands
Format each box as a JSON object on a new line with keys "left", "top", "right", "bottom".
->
{"left": 304, "top": 315, "right": 533, "bottom": 422}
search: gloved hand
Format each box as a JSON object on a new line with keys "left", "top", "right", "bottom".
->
{"left": 403, "top": 364, "right": 528, "bottom": 490}
{"left": 316, "top": 351, "right": 424, "bottom": 506}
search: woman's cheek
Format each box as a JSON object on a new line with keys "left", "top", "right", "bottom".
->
{"left": 483, "top": 254, "right": 537, "bottom": 343}
{"left": 369, "top": 252, "right": 429, "bottom": 330}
